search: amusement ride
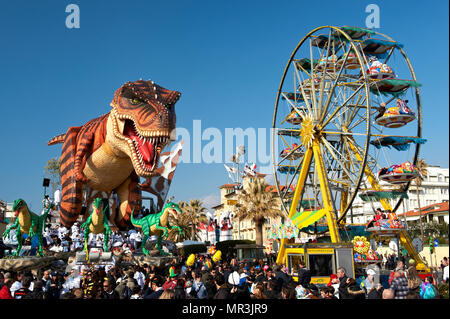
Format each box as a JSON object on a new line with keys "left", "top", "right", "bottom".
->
{"left": 271, "top": 25, "right": 430, "bottom": 282}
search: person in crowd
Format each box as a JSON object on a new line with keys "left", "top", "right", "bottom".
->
{"left": 101, "top": 279, "right": 119, "bottom": 299}
{"left": 0, "top": 274, "right": 13, "bottom": 299}
{"left": 144, "top": 276, "right": 165, "bottom": 299}
{"left": 327, "top": 274, "right": 340, "bottom": 299}
{"left": 336, "top": 267, "right": 349, "bottom": 299}
{"left": 367, "top": 283, "right": 384, "bottom": 299}
{"left": 281, "top": 284, "right": 296, "bottom": 299}
{"left": 14, "top": 276, "right": 32, "bottom": 299}
{"left": 390, "top": 270, "right": 409, "bottom": 299}
{"left": 345, "top": 277, "right": 366, "bottom": 300}
{"left": 192, "top": 271, "right": 208, "bottom": 299}
{"left": 159, "top": 289, "right": 174, "bottom": 299}
{"left": 420, "top": 276, "right": 439, "bottom": 299}
{"left": 406, "top": 259, "right": 423, "bottom": 297}
{"left": 23, "top": 280, "right": 45, "bottom": 299}
{"left": 382, "top": 288, "right": 394, "bottom": 299}
{"left": 10, "top": 272, "right": 24, "bottom": 297}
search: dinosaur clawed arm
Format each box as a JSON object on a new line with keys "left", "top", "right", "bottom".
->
{"left": 138, "top": 177, "right": 151, "bottom": 190}
{"left": 74, "top": 132, "right": 95, "bottom": 183}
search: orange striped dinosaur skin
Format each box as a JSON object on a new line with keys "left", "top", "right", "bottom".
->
{"left": 48, "top": 80, "right": 181, "bottom": 229}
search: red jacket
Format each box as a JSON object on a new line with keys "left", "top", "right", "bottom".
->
{"left": 0, "top": 285, "right": 13, "bottom": 299}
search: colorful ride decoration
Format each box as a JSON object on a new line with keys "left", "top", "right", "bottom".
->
{"left": 370, "top": 79, "right": 422, "bottom": 97}
{"left": 370, "top": 136, "right": 427, "bottom": 151}
{"left": 286, "top": 111, "right": 303, "bottom": 125}
{"left": 359, "top": 190, "right": 408, "bottom": 202}
{"left": 280, "top": 143, "right": 303, "bottom": 160}
{"left": 299, "top": 77, "right": 320, "bottom": 98}
{"left": 186, "top": 253, "right": 195, "bottom": 267}
{"left": 130, "top": 202, "right": 183, "bottom": 255}
{"left": 212, "top": 250, "right": 222, "bottom": 263}
{"left": 264, "top": 241, "right": 273, "bottom": 255}
{"left": 2, "top": 199, "right": 52, "bottom": 257}
{"left": 317, "top": 54, "right": 338, "bottom": 72}
{"left": 352, "top": 236, "right": 381, "bottom": 262}
{"left": 375, "top": 98, "right": 416, "bottom": 128}
{"left": 378, "top": 161, "right": 419, "bottom": 184}
{"left": 266, "top": 218, "right": 299, "bottom": 242}
{"left": 291, "top": 208, "right": 327, "bottom": 230}
{"left": 337, "top": 51, "right": 360, "bottom": 69}
{"left": 47, "top": 79, "right": 182, "bottom": 229}
{"left": 366, "top": 56, "right": 395, "bottom": 80}
{"left": 208, "top": 245, "right": 216, "bottom": 255}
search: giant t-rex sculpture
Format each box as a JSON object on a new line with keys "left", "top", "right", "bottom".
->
{"left": 48, "top": 79, "right": 181, "bottom": 229}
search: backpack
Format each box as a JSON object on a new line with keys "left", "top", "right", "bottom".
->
{"left": 420, "top": 283, "right": 436, "bottom": 299}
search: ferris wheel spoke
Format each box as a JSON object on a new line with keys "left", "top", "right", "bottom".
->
{"left": 319, "top": 46, "right": 353, "bottom": 123}
{"left": 320, "top": 136, "right": 359, "bottom": 185}
{"left": 293, "top": 61, "right": 313, "bottom": 115}
{"left": 320, "top": 83, "right": 365, "bottom": 129}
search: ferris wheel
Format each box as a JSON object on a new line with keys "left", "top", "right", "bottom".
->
{"left": 271, "top": 26, "right": 425, "bottom": 248}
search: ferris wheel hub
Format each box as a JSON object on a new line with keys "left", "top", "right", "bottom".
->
{"left": 299, "top": 115, "right": 316, "bottom": 149}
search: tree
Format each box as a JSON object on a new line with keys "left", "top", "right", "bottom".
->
{"left": 167, "top": 201, "right": 192, "bottom": 242}
{"left": 168, "top": 200, "right": 208, "bottom": 241}
{"left": 44, "top": 158, "right": 61, "bottom": 194}
{"left": 235, "top": 178, "right": 285, "bottom": 246}
{"left": 412, "top": 158, "right": 428, "bottom": 242}
{"left": 186, "top": 199, "right": 208, "bottom": 240}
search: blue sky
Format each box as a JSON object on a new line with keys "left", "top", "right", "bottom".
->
{"left": 0, "top": 0, "right": 448, "bottom": 212}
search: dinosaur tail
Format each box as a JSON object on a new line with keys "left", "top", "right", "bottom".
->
{"left": 48, "top": 133, "right": 66, "bottom": 146}
{"left": 59, "top": 127, "right": 83, "bottom": 227}
{"left": 130, "top": 209, "right": 141, "bottom": 227}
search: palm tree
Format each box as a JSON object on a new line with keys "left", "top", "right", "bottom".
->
{"left": 167, "top": 202, "right": 193, "bottom": 242}
{"left": 187, "top": 199, "right": 208, "bottom": 240}
{"left": 413, "top": 158, "right": 428, "bottom": 242}
{"left": 234, "top": 178, "right": 285, "bottom": 246}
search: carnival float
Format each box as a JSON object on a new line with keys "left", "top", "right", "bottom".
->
{"left": 1, "top": 79, "right": 185, "bottom": 272}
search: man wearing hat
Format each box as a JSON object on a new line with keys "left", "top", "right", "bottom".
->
{"left": 163, "top": 266, "right": 178, "bottom": 290}
{"left": 144, "top": 276, "right": 164, "bottom": 299}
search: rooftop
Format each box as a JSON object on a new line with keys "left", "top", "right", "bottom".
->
{"left": 397, "top": 201, "right": 449, "bottom": 217}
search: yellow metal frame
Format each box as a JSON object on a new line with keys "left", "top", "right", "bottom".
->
{"left": 285, "top": 246, "right": 355, "bottom": 284}
{"left": 346, "top": 137, "right": 430, "bottom": 272}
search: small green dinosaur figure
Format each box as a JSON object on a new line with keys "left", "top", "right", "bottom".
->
{"left": 131, "top": 202, "right": 183, "bottom": 255}
{"left": 2, "top": 199, "right": 52, "bottom": 257}
{"left": 80, "top": 198, "right": 112, "bottom": 259}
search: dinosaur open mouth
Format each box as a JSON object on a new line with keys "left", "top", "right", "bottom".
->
{"left": 123, "top": 119, "right": 168, "bottom": 172}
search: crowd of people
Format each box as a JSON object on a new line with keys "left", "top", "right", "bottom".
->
{"left": 0, "top": 195, "right": 448, "bottom": 300}
{"left": 0, "top": 246, "right": 448, "bottom": 299}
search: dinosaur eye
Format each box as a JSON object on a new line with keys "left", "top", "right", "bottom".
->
{"left": 130, "top": 98, "right": 142, "bottom": 105}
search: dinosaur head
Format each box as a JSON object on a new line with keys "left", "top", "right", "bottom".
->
{"left": 164, "top": 202, "right": 182, "bottom": 219}
{"left": 109, "top": 79, "right": 181, "bottom": 177}
{"left": 92, "top": 198, "right": 103, "bottom": 215}
{"left": 12, "top": 199, "right": 27, "bottom": 217}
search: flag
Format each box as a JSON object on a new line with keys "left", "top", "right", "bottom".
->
{"left": 243, "top": 163, "right": 257, "bottom": 177}
{"left": 224, "top": 164, "right": 237, "bottom": 182}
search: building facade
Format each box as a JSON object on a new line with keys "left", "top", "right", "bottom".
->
{"left": 346, "top": 165, "right": 449, "bottom": 225}
{"left": 212, "top": 173, "right": 286, "bottom": 243}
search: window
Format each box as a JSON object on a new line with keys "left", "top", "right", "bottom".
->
{"left": 308, "top": 254, "right": 334, "bottom": 277}
{"left": 288, "top": 254, "right": 305, "bottom": 275}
